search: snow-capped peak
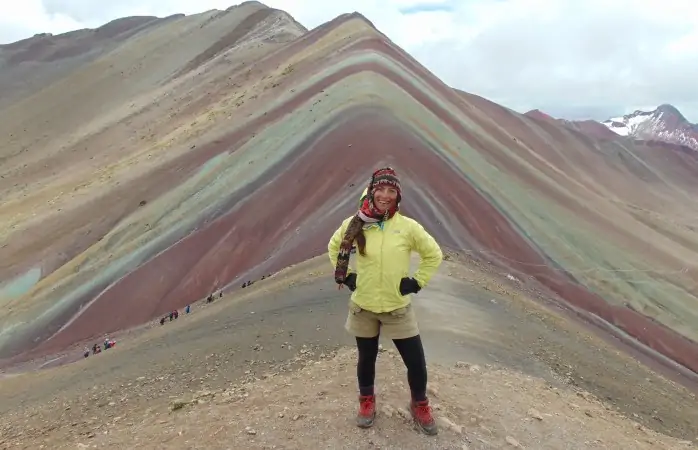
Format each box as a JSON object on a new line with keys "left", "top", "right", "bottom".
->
{"left": 601, "top": 105, "right": 698, "bottom": 151}
{"left": 602, "top": 110, "right": 653, "bottom": 136}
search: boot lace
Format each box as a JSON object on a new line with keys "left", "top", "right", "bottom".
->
{"left": 359, "top": 396, "right": 375, "bottom": 416}
{"left": 413, "top": 401, "right": 434, "bottom": 424}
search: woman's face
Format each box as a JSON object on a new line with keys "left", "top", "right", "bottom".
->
{"left": 372, "top": 185, "right": 398, "bottom": 212}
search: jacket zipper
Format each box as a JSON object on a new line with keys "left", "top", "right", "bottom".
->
{"left": 379, "top": 221, "right": 385, "bottom": 312}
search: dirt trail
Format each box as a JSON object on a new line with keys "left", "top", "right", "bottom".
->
{"left": 0, "top": 256, "right": 697, "bottom": 449}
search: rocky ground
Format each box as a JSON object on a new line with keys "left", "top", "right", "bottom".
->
{"left": 0, "top": 255, "right": 697, "bottom": 449}
{"left": 1, "top": 348, "right": 694, "bottom": 450}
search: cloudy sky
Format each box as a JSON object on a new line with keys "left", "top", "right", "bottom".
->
{"left": 1, "top": 0, "right": 697, "bottom": 122}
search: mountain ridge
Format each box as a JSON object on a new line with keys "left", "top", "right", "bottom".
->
{"left": 1, "top": 2, "right": 697, "bottom": 400}
{"left": 525, "top": 104, "right": 698, "bottom": 152}
{"left": 602, "top": 104, "right": 698, "bottom": 151}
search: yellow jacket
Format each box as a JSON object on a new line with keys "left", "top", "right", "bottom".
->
{"left": 328, "top": 210, "right": 443, "bottom": 313}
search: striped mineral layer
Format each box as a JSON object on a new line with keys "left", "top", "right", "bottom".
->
{"left": 1, "top": 3, "right": 697, "bottom": 379}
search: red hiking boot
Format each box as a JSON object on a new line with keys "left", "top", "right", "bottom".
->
{"left": 356, "top": 395, "right": 376, "bottom": 428}
{"left": 410, "top": 399, "right": 438, "bottom": 435}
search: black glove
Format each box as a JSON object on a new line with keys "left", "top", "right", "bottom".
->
{"left": 344, "top": 273, "right": 357, "bottom": 291}
{"left": 399, "top": 277, "right": 421, "bottom": 296}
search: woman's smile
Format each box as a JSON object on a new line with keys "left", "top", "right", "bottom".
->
{"left": 373, "top": 186, "right": 398, "bottom": 212}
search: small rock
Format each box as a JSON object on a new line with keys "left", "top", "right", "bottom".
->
{"left": 577, "top": 391, "right": 593, "bottom": 401}
{"left": 469, "top": 365, "right": 481, "bottom": 374}
{"left": 245, "top": 426, "right": 256, "bottom": 435}
{"left": 505, "top": 436, "right": 521, "bottom": 447}
{"left": 436, "top": 416, "right": 463, "bottom": 434}
{"left": 196, "top": 390, "right": 216, "bottom": 400}
{"left": 527, "top": 408, "right": 543, "bottom": 420}
{"left": 397, "top": 407, "right": 410, "bottom": 420}
{"left": 381, "top": 405, "right": 395, "bottom": 418}
{"left": 455, "top": 361, "right": 469, "bottom": 369}
{"left": 170, "top": 399, "right": 188, "bottom": 411}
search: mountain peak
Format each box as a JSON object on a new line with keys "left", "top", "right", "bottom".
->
{"left": 655, "top": 103, "right": 689, "bottom": 123}
{"left": 601, "top": 105, "right": 698, "bottom": 150}
{"left": 523, "top": 109, "right": 555, "bottom": 121}
{"left": 657, "top": 103, "right": 680, "bottom": 114}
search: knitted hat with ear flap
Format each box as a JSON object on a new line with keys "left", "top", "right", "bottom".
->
{"left": 368, "top": 167, "right": 401, "bottom": 204}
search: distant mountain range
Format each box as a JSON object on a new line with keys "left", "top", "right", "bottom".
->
{"left": 601, "top": 104, "right": 698, "bottom": 151}
{"left": 525, "top": 105, "right": 698, "bottom": 151}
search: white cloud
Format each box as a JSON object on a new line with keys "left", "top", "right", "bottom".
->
{"left": 1, "top": 0, "right": 697, "bottom": 122}
{"left": 0, "top": 0, "right": 86, "bottom": 41}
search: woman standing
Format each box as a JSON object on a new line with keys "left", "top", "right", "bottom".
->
{"left": 328, "top": 167, "right": 443, "bottom": 435}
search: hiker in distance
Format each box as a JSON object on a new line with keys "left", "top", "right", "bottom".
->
{"left": 328, "top": 167, "right": 443, "bottom": 435}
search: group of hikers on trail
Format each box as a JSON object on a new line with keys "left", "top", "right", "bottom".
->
{"left": 159, "top": 308, "right": 182, "bottom": 325}
{"left": 329, "top": 166, "right": 443, "bottom": 436}
{"left": 207, "top": 292, "right": 222, "bottom": 303}
{"left": 79, "top": 268, "right": 281, "bottom": 361}
{"left": 82, "top": 282, "right": 257, "bottom": 359}
{"left": 241, "top": 274, "right": 272, "bottom": 288}
{"left": 158, "top": 290, "right": 225, "bottom": 325}
{"left": 83, "top": 337, "right": 116, "bottom": 358}
{"left": 83, "top": 291, "right": 221, "bottom": 357}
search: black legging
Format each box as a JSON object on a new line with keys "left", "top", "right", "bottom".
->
{"left": 356, "top": 334, "right": 427, "bottom": 401}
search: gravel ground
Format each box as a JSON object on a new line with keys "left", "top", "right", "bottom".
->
{"left": 0, "top": 257, "right": 696, "bottom": 449}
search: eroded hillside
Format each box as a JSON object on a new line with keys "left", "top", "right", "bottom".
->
{"left": 0, "top": 2, "right": 697, "bottom": 395}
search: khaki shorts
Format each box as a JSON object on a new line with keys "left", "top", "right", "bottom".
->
{"left": 345, "top": 301, "right": 419, "bottom": 339}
